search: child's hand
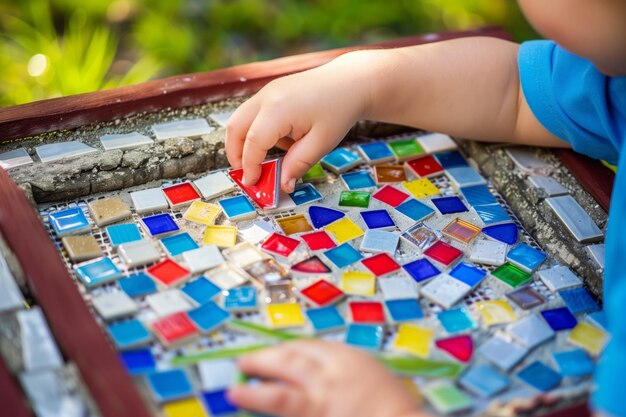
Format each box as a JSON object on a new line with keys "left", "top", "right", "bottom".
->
{"left": 227, "top": 340, "right": 426, "bottom": 417}
{"left": 225, "top": 52, "right": 375, "bottom": 193}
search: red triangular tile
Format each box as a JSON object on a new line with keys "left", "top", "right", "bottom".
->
{"left": 229, "top": 159, "right": 280, "bottom": 209}
{"left": 292, "top": 256, "right": 332, "bottom": 274}
{"left": 435, "top": 335, "right": 473, "bottom": 363}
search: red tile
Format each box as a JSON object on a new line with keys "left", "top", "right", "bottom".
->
{"left": 152, "top": 312, "right": 198, "bottom": 345}
{"left": 349, "top": 301, "right": 386, "bottom": 324}
{"left": 228, "top": 159, "right": 280, "bottom": 209}
{"left": 300, "top": 231, "right": 337, "bottom": 251}
{"left": 261, "top": 233, "right": 300, "bottom": 257}
{"left": 292, "top": 256, "right": 332, "bottom": 274}
{"left": 405, "top": 155, "right": 444, "bottom": 178}
{"left": 300, "top": 279, "right": 344, "bottom": 306}
{"left": 147, "top": 259, "right": 191, "bottom": 287}
{"left": 361, "top": 253, "right": 401, "bottom": 277}
{"left": 423, "top": 241, "right": 463, "bottom": 266}
{"left": 372, "top": 185, "right": 410, "bottom": 207}
{"left": 162, "top": 182, "right": 201, "bottom": 207}
{"left": 435, "top": 335, "right": 473, "bottom": 363}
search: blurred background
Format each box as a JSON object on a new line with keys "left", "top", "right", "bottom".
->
{"left": 0, "top": 0, "right": 537, "bottom": 107}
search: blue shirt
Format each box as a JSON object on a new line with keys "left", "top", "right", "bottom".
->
{"left": 519, "top": 40, "right": 626, "bottom": 416}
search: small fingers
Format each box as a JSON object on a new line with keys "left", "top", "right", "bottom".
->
{"left": 280, "top": 127, "right": 335, "bottom": 192}
{"left": 225, "top": 99, "right": 259, "bottom": 169}
{"left": 275, "top": 136, "right": 296, "bottom": 151}
{"left": 228, "top": 382, "right": 310, "bottom": 417}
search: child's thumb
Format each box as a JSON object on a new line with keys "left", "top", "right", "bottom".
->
{"left": 280, "top": 128, "right": 332, "bottom": 193}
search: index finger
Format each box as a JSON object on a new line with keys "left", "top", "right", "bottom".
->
{"left": 225, "top": 99, "right": 259, "bottom": 169}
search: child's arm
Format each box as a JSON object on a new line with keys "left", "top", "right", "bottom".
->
{"left": 226, "top": 36, "right": 570, "bottom": 192}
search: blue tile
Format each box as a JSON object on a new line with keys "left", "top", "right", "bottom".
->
{"left": 321, "top": 148, "right": 361, "bottom": 171}
{"left": 385, "top": 299, "right": 424, "bottom": 322}
{"left": 223, "top": 286, "right": 258, "bottom": 311}
{"left": 360, "top": 209, "right": 395, "bottom": 229}
{"left": 202, "top": 389, "right": 239, "bottom": 415}
{"left": 306, "top": 306, "right": 345, "bottom": 332}
{"left": 308, "top": 205, "right": 345, "bottom": 228}
{"left": 449, "top": 263, "right": 487, "bottom": 288}
{"left": 541, "top": 307, "right": 577, "bottom": 331}
{"left": 552, "top": 349, "right": 595, "bottom": 377}
{"left": 106, "top": 223, "right": 142, "bottom": 246}
{"left": 507, "top": 243, "right": 547, "bottom": 272}
{"left": 324, "top": 243, "right": 363, "bottom": 268}
{"left": 358, "top": 141, "right": 394, "bottom": 162}
{"left": 403, "top": 258, "right": 440, "bottom": 283}
{"left": 430, "top": 196, "right": 468, "bottom": 214}
{"left": 482, "top": 223, "right": 518, "bottom": 245}
{"left": 49, "top": 207, "right": 90, "bottom": 236}
{"left": 119, "top": 348, "right": 156, "bottom": 375}
{"left": 395, "top": 198, "right": 435, "bottom": 222}
{"left": 75, "top": 257, "right": 122, "bottom": 288}
{"left": 118, "top": 272, "right": 157, "bottom": 297}
{"left": 558, "top": 287, "right": 600, "bottom": 314}
{"left": 437, "top": 307, "right": 477, "bottom": 333}
{"left": 345, "top": 324, "right": 384, "bottom": 350}
{"left": 160, "top": 232, "right": 199, "bottom": 256}
{"left": 588, "top": 310, "right": 608, "bottom": 330}
{"left": 181, "top": 277, "right": 222, "bottom": 305}
{"left": 288, "top": 183, "right": 322, "bottom": 206}
{"left": 459, "top": 185, "right": 498, "bottom": 207}
{"left": 341, "top": 171, "right": 376, "bottom": 190}
{"left": 516, "top": 361, "right": 562, "bottom": 392}
{"left": 140, "top": 213, "right": 179, "bottom": 237}
{"left": 218, "top": 195, "right": 256, "bottom": 218}
{"left": 146, "top": 369, "right": 194, "bottom": 402}
{"left": 459, "top": 364, "right": 510, "bottom": 398}
{"left": 107, "top": 319, "right": 151, "bottom": 349}
{"left": 187, "top": 301, "right": 230, "bottom": 333}
{"left": 434, "top": 151, "right": 468, "bottom": 169}
{"left": 474, "top": 204, "right": 511, "bottom": 224}
{"left": 446, "top": 166, "right": 486, "bottom": 187}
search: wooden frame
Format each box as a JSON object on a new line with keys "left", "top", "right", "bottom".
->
{"left": 0, "top": 25, "right": 600, "bottom": 417}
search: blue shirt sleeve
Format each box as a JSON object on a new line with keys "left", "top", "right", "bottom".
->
{"left": 519, "top": 40, "right": 626, "bottom": 417}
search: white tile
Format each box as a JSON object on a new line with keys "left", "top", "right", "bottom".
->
{"left": 478, "top": 335, "right": 529, "bottom": 371}
{"left": 36, "top": 141, "right": 97, "bottom": 163}
{"left": 546, "top": 195, "right": 603, "bottom": 243}
{"left": 537, "top": 265, "right": 582, "bottom": 292}
{"left": 0, "top": 148, "right": 33, "bottom": 169}
{"left": 0, "top": 252, "right": 24, "bottom": 312}
{"left": 92, "top": 291, "right": 138, "bottom": 321}
{"left": 360, "top": 229, "right": 399, "bottom": 254}
{"left": 262, "top": 191, "right": 297, "bottom": 214}
{"left": 130, "top": 188, "right": 169, "bottom": 214}
{"left": 238, "top": 221, "right": 274, "bottom": 244}
{"left": 209, "top": 110, "right": 235, "bottom": 128}
{"left": 416, "top": 133, "right": 457, "bottom": 153}
{"left": 507, "top": 314, "right": 554, "bottom": 349}
{"left": 527, "top": 175, "right": 568, "bottom": 197}
{"left": 505, "top": 147, "right": 551, "bottom": 173}
{"left": 469, "top": 239, "right": 508, "bottom": 266}
{"left": 146, "top": 290, "right": 194, "bottom": 317}
{"left": 152, "top": 118, "right": 214, "bottom": 141}
{"left": 586, "top": 244, "right": 605, "bottom": 269}
{"left": 118, "top": 240, "right": 161, "bottom": 268}
{"left": 420, "top": 274, "right": 472, "bottom": 309}
{"left": 99, "top": 132, "right": 154, "bottom": 151}
{"left": 17, "top": 307, "right": 63, "bottom": 371}
{"left": 222, "top": 242, "right": 269, "bottom": 268}
{"left": 193, "top": 171, "right": 236, "bottom": 200}
{"left": 20, "top": 369, "right": 87, "bottom": 417}
{"left": 379, "top": 276, "right": 418, "bottom": 300}
{"left": 198, "top": 359, "right": 239, "bottom": 391}
{"left": 205, "top": 264, "right": 249, "bottom": 289}
{"left": 182, "top": 245, "right": 224, "bottom": 273}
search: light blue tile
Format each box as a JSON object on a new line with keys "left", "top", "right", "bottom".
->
{"left": 160, "top": 232, "right": 199, "bottom": 256}
{"left": 474, "top": 204, "right": 511, "bottom": 224}
{"left": 385, "top": 299, "right": 423, "bottom": 322}
{"left": 145, "top": 369, "right": 194, "bottom": 402}
{"left": 106, "top": 223, "right": 142, "bottom": 246}
{"left": 345, "top": 324, "right": 384, "bottom": 350}
{"left": 459, "top": 184, "right": 497, "bottom": 207}
{"left": 218, "top": 195, "right": 256, "bottom": 220}
{"left": 49, "top": 207, "right": 90, "bottom": 236}
{"left": 107, "top": 319, "right": 152, "bottom": 349}
{"left": 75, "top": 257, "right": 122, "bottom": 288}
{"left": 324, "top": 243, "right": 363, "bottom": 268}
{"left": 437, "top": 307, "right": 477, "bottom": 333}
{"left": 395, "top": 199, "right": 435, "bottom": 222}
{"left": 306, "top": 306, "right": 345, "bottom": 332}
{"left": 459, "top": 364, "right": 510, "bottom": 398}
{"left": 223, "top": 286, "right": 257, "bottom": 312}
{"left": 288, "top": 183, "right": 323, "bottom": 206}
{"left": 181, "top": 277, "right": 222, "bottom": 305}
{"left": 507, "top": 243, "right": 547, "bottom": 272}
{"left": 36, "top": 141, "right": 97, "bottom": 163}
{"left": 341, "top": 171, "right": 377, "bottom": 190}
{"left": 187, "top": 301, "right": 230, "bottom": 333}
{"left": 118, "top": 272, "right": 157, "bottom": 297}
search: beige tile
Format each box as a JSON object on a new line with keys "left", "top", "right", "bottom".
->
{"left": 88, "top": 197, "right": 132, "bottom": 227}
{"left": 62, "top": 235, "right": 102, "bottom": 262}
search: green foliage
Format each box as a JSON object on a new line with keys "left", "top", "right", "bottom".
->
{"left": 0, "top": 0, "right": 537, "bottom": 106}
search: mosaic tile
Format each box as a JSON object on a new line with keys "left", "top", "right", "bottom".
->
{"left": 140, "top": 213, "right": 180, "bottom": 237}
{"left": 540, "top": 307, "right": 578, "bottom": 331}
{"left": 222, "top": 286, "right": 257, "bottom": 312}
{"left": 361, "top": 253, "right": 401, "bottom": 277}
{"left": 422, "top": 381, "right": 472, "bottom": 414}
{"left": 385, "top": 299, "right": 424, "bottom": 322}
{"left": 401, "top": 178, "right": 440, "bottom": 199}
{"left": 222, "top": 242, "right": 268, "bottom": 268}
{"left": 441, "top": 218, "right": 481, "bottom": 244}
{"left": 276, "top": 214, "right": 313, "bottom": 235}
{"left": 261, "top": 233, "right": 300, "bottom": 257}
{"left": 266, "top": 280, "right": 296, "bottom": 304}
{"left": 75, "top": 257, "right": 122, "bottom": 288}
{"left": 420, "top": 274, "right": 472, "bottom": 309}
{"left": 160, "top": 232, "right": 199, "bottom": 256}
{"left": 217, "top": 195, "right": 257, "bottom": 221}
{"left": 244, "top": 258, "right": 289, "bottom": 285}
{"left": 341, "top": 170, "right": 377, "bottom": 190}
{"left": 49, "top": 207, "right": 90, "bottom": 237}
{"left": 505, "top": 147, "right": 550, "bottom": 172}
{"left": 459, "top": 184, "right": 498, "bottom": 207}
{"left": 187, "top": 301, "right": 230, "bottom": 333}
{"left": 238, "top": 220, "right": 273, "bottom": 244}
{"left": 16, "top": 308, "right": 63, "bottom": 371}
{"left": 459, "top": 364, "right": 509, "bottom": 398}
{"left": 567, "top": 322, "right": 607, "bottom": 355}
{"left": 585, "top": 244, "right": 605, "bottom": 269}
{"left": 300, "top": 230, "right": 337, "bottom": 251}
{"left": 162, "top": 182, "right": 201, "bottom": 209}
{"left": 474, "top": 203, "right": 511, "bottom": 224}
{"left": 360, "top": 229, "right": 399, "bottom": 254}
{"left": 431, "top": 196, "right": 467, "bottom": 215}
{"left": 145, "top": 369, "right": 194, "bottom": 402}
{"left": 546, "top": 195, "right": 604, "bottom": 243}
{"left": 324, "top": 217, "right": 364, "bottom": 244}
{"left": 506, "top": 243, "right": 546, "bottom": 272}
{"left": 446, "top": 166, "right": 486, "bottom": 189}
{"left": 118, "top": 272, "right": 157, "bottom": 298}
{"left": 288, "top": 183, "right": 323, "bottom": 206}
{"left": 163, "top": 398, "right": 208, "bottom": 417}
{"left": 527, "top": 175, "right": 568, "bottom": 197}
{"left": 435, "top": 335, "right": 474, "bottom": 363}
{"left": 469, "top": 239, "right": 507, "bottom": 266}
{"left": 516, "top": 361, "right": 562, "bottom": 392}
{"left": 338, "top": 190, "right": 371, "bottom": 208}
{"left": 349, "top": 300, "right": 386, "bottom": 324}
{"left": 99, "top": 132, "right": 153, "bottom": 151}
{"left": 416, "top": 133, "right": 457, "bottom": 153}
{"left": 152, "top": 118, "right": 213, "bottom": 141}
{"left": 130, "top": 188, "right": 169, "bottom": 214}
{"left": 107, "top": 319, "right": 152, "bottom": 349}
{"left": 449, "top": 262, "right": 486, "bottom": 288}
{"left": 0, "top": 255, "right": 23, "bottom": 313}
{"left": 147, "top": 259, "right": 191, "bottom": 287}
{"left": 476, "top": 300, "right": 517, "bottom": 326}
{"left": 308, "top": 205, "right": 345, "bottom": 228}
{"left": 181, "top": 277, "right": 222, "bottom": 305}
{"left": 62, "top": 234, "right": 102, "bottom": 262}
{"left": 182, "top": 201, "right": 221, "bottom": 225}
{"left": 340, "top": 271, "right": 376, "bottom": 296}
{"left": 0, "top": 147, "right": 33, "bottom": 169}
{"left": 537, "top": 265, "right": 582, "bottom": 293}
{"left": 203, "top": 225, "right": 238, "bottom": 248}
{"left": 491, "top": 263, "right": 532, "bottom": 288}
{"left": 372, "top": 184, "right": 410, "bottom": 207}
{"left": 394, "top": 324, "right": 432, "bottom": 357}
{"left": 202, "top": 389, "right": 239, "bottom": 416}
{"left": 182, "top": 245, "right": 224, "bottom": 273}
{"left": 107, "top": 223, "right": 143, "bottom": 246}
{"left": 299, "top": 279, "right": 344, "bottom": 306}
{"left": 118, "top": 240, "right": 161, "bottom": 268}
{"left": 558, "top": 287, "right": 600, "bottom": 314}
{"left": 424, "top": 241, "right": 463, "bottom": 267}
{"left": 395, "top": 198, "right": 435, "bottom": 222}
{"left": 36, "top": 141, "right": 97, "bottom": 163}
{"left": 587, "top": 310, "right": 608, "bottom": 331}
{"left": 379, "top": 276, "right": 418, "bottom": 300}
{"left": 388, "top": 138, "right": 424, "bottom": 161}
{"left": 291, "top": 255, "right": 332, "bottom": 274}
{"left": 152, "top": 312, "right": 199, "bottom": 348}
{"left": 403, "top": 258, "right": 440, "bottom": 283}
{"left": 357, "top": 141, "right": 395, "bottom": 164}
{"left": 508, "top": 314, "right": 555, "bottom": 349}
{"left": 193, "top": 171, "right": 236, "bottom": 199}
{"left": 437, "top": 307, "right": 477, "bottom": 334}
{"left": 266, "top": 303, "right": 306, "bottom": 328}
{"left": 87, "top": 196, "right": 132, "bottom": 227}
{"left": 320, "top": 148, "right": 362, "bottom": 173}
{"left": 434, "top": 151, "right": 468, "bottom": 169}
{"left": 198, "top": 359, "right": 238, "bottom": 392}
{"left": 208, "top": 110, "right": 234, "bottom": 127}
{"left": 401, "top": 223, "right": 439, "bottom": 251}
{"left": 306, "top": 306, "right": 345, "bottom": 333}
{"left": 345, "top": 324, "right": 384, "bottom": 350}
{"left": 373, "top": 164, "right": 407, "bottom": 184}
{"left": 120, "top": 348, "right": 156, "bottom": 376}
{"left": 405, "top": 155, "right": 444, "bottom": 178}
{"left": 481, "top": 222, "right": 518, "bottom": 245}
{"left": 228, "top": 159, "right": 280, "bottom": 209}
{"left": 301, "top": 162, "right": 327, "bottom": 183}
{"left": 506, "top": 286, "right": 545, "bottom": 310}
{"left": 478, "top": 335, "right": 529, "bottom": 371}
{"left": 92, "top": 291, "right": 138, "bottom": 321}
{"left": 552, "top": 349, "right": 595, "bottom": 377}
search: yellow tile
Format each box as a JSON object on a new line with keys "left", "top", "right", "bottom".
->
{"left": 88, "top": 196, "right": 132, "bottom": 227}
{"left": 276, "top": 214, "right": 313, "bottom": 235}
{"left": 163, "top": 397, "right": 208, "bottom": 417}
{"left": 203, "top": 225, "right": 237, "bottom": 247}
{"left": 402, "top": 178, "right": 440, "bottom": 199}
{"left": 62, "top": 234, "right": 102, "bottom": 262}
{"left": 568, "top": 322, "right": 607, "bottom": 356}
{"left": 340, "top": 271, "right": 376, "bottom": 296}
{"left": 324, "top": 217, "right": 364, "bottom": 244}
{"left": 393, "top": 324, "right": 433, "bottom": 358}
{"left": 476, "top": 300, "right": 516, "bottom": 326}
{"left": 266, "top": 303, "right": 306, "bottom": 328}
{"left": 183, "top": 201, "right": 221, "bottom": 225}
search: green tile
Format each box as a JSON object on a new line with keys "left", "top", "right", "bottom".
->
{"left": 388, "top": 138, "right": 424, "bottom": 159}
{"left": 491, "top": 263, "right": 532, "bottom": 287}
{"left": 339, "top": 191, "right": 371, "bottom": 208}
{"left": 302, "top": 162, "right": 326, "bottom": 182}
{"left": 423, "top": 381, "right": 472, "bottom": 414}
